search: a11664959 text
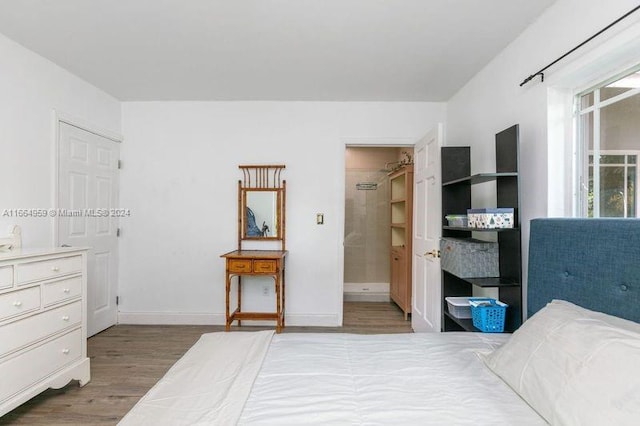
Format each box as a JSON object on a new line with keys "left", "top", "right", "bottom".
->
{"left": 1, "top": 208, "right": 131, "bottom": 218}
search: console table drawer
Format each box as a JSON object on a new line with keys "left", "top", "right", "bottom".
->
{"left": 0, "top": 287, "right": 40, "bottom": 322}
{"left": 253, "top": 260, "right": 276, "bottom": 273}
{"left": 228, "top": 259, "right": 252, "bottom": 273}
{"left": 16, "top": 256, "right": 82, "bottom": 285}
{"left": 43, "top": 277, "right": 82, "bottom": 307}
{"left": 0, "top": 301, "right": 81, "bottom": 357}
{"left": 0, "top": 329, "right": 82, "bottom": 403}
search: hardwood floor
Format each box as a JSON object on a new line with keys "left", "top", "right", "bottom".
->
{"left": 1, "top": 302, "right": 411, "bottom": 425}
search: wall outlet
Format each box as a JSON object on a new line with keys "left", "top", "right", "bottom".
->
{"left": 262, "top": 285, "right": 269, "bottom": 296}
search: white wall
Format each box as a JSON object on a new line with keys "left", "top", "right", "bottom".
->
{"left": 119, "top": 102, "right": 445, "bottom": 326}
{"left": 0, "top": 33, "right": 121, "bottom": 246}
{"left": 446, "top": 0, "right": 640, "bottom": 314}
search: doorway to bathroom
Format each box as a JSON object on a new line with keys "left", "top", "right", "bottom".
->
{"left": 343, "top": 146, "right": 414, "bottom": 323}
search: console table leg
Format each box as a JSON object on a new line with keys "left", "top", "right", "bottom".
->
{"left": 225, "top": 274, "right": 231, "bottom": 332}
{"left": 237, "top": 276, "right": 242, "bottom": 327}
{"left": 282, "top": 263, "right": 286, "bottom": 328}
{"left": 275, "top": 276, "right": 281, "bottom": 333}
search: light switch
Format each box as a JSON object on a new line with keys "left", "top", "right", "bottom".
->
{"left": 316, "top": 213, "right": 324, "bottom": 225}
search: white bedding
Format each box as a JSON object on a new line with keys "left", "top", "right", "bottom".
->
{"left": 119, "top": 331, "right": 274, "bottom": 426}
{"left": 240, "top": 333, "right": 544, "bottom": 425}
{"left": 122, "top": 331, "right": 545, "bottom": 425}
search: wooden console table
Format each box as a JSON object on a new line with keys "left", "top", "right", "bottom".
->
{"left": 221, "top": 250, "right": 287, "bottom": 333}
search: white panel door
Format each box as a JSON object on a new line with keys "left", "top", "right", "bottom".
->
{"left": 58, "top": 122, "right": 120, "bottom": 336}
{"left": 412, "top": 124, "right": 443, "bottom": 332}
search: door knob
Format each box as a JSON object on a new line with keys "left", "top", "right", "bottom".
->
{"left": 424, "top": 249, "right": 440, "bottom": 258}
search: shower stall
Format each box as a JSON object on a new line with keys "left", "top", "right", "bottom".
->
{"left": 343, "top": 149, "right": 395, "bottom": 302}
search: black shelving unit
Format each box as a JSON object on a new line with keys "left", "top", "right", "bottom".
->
{"left": 440, "top": 125, "right": 522, "bottom": 332}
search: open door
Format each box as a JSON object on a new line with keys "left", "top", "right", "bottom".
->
{"left": 412, "top": 124, "right": 443, "bottom": 332}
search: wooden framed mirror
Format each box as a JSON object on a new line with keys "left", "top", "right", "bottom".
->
{"left": 242, "top": 189, "right": 281, "bottom": 239}
{"left": 238, "top": 165, "right": 286, "bottom": 249}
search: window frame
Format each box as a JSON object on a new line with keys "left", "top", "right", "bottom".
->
{"left": 574, "top": 65, "right": 640, "bottom": 218}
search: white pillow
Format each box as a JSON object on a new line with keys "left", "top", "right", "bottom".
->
{"left": 480, "top": 299, "right": 640, "bottom": 426}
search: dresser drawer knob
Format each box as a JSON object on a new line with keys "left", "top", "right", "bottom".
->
{"left": 63, "top": 288, "right": 71, "bottom": 293}
{"left": 62, "top": 348, "right": 70, "bottom": 355}
{"left": 62, "top": 315, "right": 70, "bottom": 321}
{"left": 52, "top": 266, "right": 60, "bottom": 272}
{"left": 13, "top": 301, "right": 22, "bottom": 307}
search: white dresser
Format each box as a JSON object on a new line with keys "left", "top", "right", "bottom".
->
{"left": 0, "top": 247, "right": 90, "bottom": 417}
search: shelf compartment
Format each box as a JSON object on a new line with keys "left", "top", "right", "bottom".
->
{"left": 464, "top": 277, "right": 520, "bottom": 288}
{"left": 442, "top": 270, "right": 519, "bottom": 288}
{"left": 443, "top": 310, "right": 478, "bottom": 332}
{"left": 443, "top": 172, "right": 518, "bottom": 187}
{"left": 391, "top": 202, "right": 406, "bottom": 224}
{"left": 390, "top": 173, "right": 406, "bottom": 199}
{"left": 391, "top": 226, "right": 406, "bottom": 246}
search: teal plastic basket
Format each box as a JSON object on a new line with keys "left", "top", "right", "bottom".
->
{"left": 469, "top": 298, "right": 508, "bottom": 332}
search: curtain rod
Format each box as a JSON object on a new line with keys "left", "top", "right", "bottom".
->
{"left": 519, "top": 5, "right": 640, "bottom": 87}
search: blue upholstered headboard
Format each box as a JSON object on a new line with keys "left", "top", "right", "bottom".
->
{"left": 528, "top": 218, "right": 640, "bottom": 323}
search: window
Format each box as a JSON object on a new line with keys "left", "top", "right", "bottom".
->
{"left": 587, "top": 152, "right": 637, "bottom": 217}
{"left": 576, "top": 67, "right": 640, "bottom": 218}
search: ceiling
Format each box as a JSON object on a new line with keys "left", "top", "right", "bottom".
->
{"left": 0, "top": 0, "right": 557, "bottom": 101}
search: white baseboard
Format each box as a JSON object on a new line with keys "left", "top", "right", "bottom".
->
{"left": 343, "top": 282, "right": 390, "bottom": 293}
{"left": 117, "top": 312, "right": 225, "bottom": 325}
{"left": 117, "top": 312, "right": 339, "bottom": 327}
{"left": 343, "top": 282, "right": 390, "bottom": 302}
{"left": 343, "top": 292, "right": 390, "bottom": 302}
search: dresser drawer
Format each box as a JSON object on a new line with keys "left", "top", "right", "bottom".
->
{"left": 0, "top": 329, "right": 82, "bottom": 403}
{"left": 253, "top": 260, "right": 276, "bottom": 273}
{"left": 43, "top": 276, "right": 82, "bottom": 307}
{"left": 0, "top": 301, "right": 81, "bottom": 357}
{"left": 0, "top": 266, "right": 13, "bottom": 290}
{"left": 16, "top": 255, "right": 83, "bottom": 285}
{"left": 228, "top": 259, "right": 252, "bottom": 273}
{"left": 0, "top": 286, "right": 40, "bottom": 322}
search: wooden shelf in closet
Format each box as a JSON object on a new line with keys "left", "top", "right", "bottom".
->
{"left": 388, "top": 165, "right": 413, "bottom": 320}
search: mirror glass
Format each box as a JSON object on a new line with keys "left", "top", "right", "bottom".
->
{"left": 244, "top": 190, "right": 279, "bottom": 238}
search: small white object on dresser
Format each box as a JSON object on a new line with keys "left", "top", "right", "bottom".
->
{"left": 0, "top": 247, "right": 90, "bottom": 417}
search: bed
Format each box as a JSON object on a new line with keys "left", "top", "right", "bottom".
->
{"left": 120, "top": 219, "right": 640, "bottom": 425}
